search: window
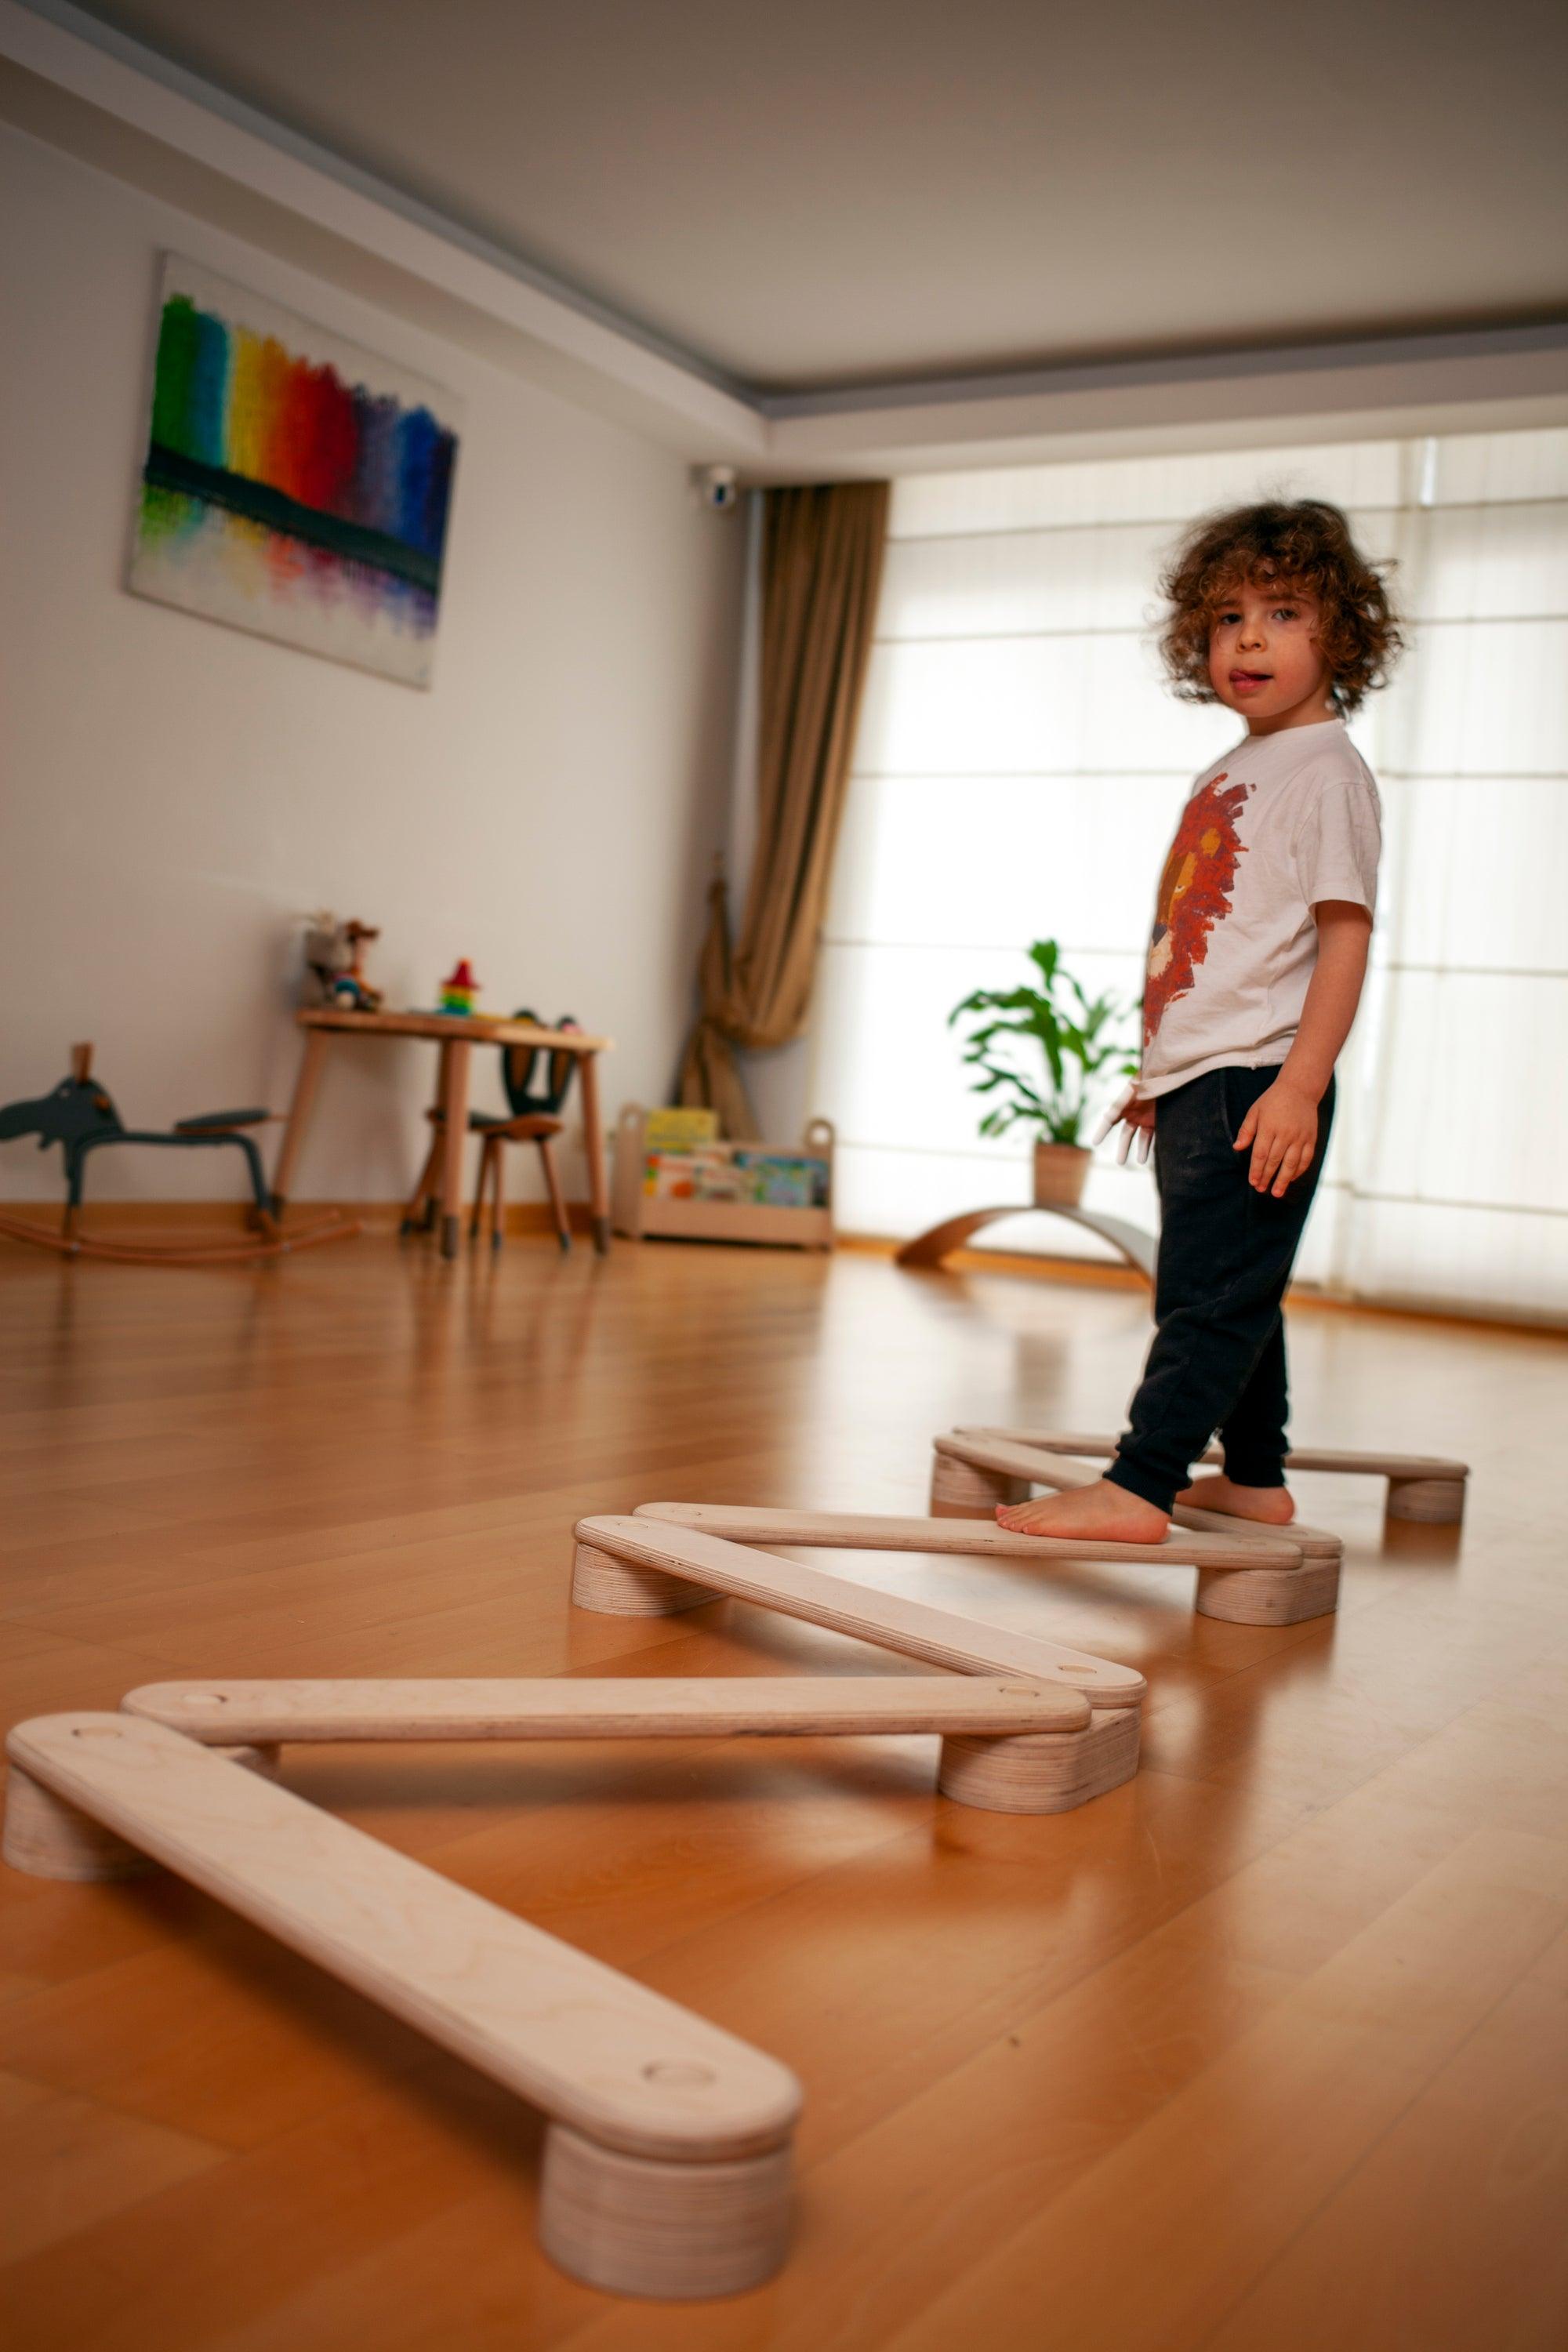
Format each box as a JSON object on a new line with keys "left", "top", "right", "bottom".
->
{"left": 808, "top": 427, "right": 1568, "bottom": 1322}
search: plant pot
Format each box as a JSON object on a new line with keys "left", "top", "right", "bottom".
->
{"left": 1032, "top": 1141, "right": 1091, "bottom": 1208}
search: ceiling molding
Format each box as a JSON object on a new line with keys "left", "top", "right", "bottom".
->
{"left": 16, "top": 0, "right": 753, "bottom": 397}
{"left": 0, "top": 0, "right": 766, "bottom": 458}
{"left": 6, "top": 0, "right": 1567, "bottom": 479}
{"left": 764, "top": 322, "right": 1568, "bottom": 479}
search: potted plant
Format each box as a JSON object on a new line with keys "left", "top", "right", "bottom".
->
{"left": 949, "top": 940, "right": 1139, "bottom": 1207}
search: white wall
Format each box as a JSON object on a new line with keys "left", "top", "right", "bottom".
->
{"left": 0, "top": 124, "right": 746, "bottom": 1203}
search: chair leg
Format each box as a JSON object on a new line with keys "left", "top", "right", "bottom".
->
{"left": 489, "top": 1138, "right": 506, "bottom": 1250}
{"left": 470, "top": 1138, "right": 490, "bottom": 1244}
{"left": 539, "top": 1135, "right": 571, "bottom": 1253}
{"left": 402, "top": 1127, "right": 442, "bottom": 1237}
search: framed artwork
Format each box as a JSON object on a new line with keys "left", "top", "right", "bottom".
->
{"left": 129, "top": 256, "right": 462, "bottom": 687}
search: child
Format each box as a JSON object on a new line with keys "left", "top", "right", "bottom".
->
{"left": 999, "top": 499, "right": 1400, "bottom": 1542}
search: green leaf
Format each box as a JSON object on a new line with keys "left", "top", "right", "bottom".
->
{"left": 949, "top": 937, "right": 1140, "bottom": 1149}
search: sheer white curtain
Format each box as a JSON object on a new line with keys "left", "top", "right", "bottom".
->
{"left": 808, "top": 426, "right": 1568, "bottom": 1323}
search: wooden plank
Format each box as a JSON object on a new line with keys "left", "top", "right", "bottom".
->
{"left": 635, "top": 1497, "right": 1305, "bottom": 1571}
{"left": 297, "top": 1010, "right": 612, "bottom": 1051}
{"left": 5, "top": 1714, "right": 800, "bottom": 2165}
{"left": 979, "top": 1428, "right": 1469, "bottom": 1483}
{"left": 873, "top": 1828, "right": 1568, "bottom": 2352}
{"left": 0, "top": 2071, "right": 223, "bottom": 2267}
{"left": 942, "top": 1433, "right": 1341, "bottom": 1560}
{"left": 1, "top": 1191, "right": 1557, "bottom": 2342}
{"left": 575, "top": 1517, "right": 1145, "bottom": 1711}
{"left": 1197, "top": 1973, "right": 1568, "bottom": 2350}
{"left": 122, "top": 1675, "right": 1090, "bottom": 1743}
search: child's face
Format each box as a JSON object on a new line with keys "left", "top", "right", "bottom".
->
{"left": 1206, "top": 577, "right": 1334, "bottom": 732}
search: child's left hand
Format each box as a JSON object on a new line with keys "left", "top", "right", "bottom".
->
{"left": 1234, "top": 1079, "right": 1319, "bottom": 1196}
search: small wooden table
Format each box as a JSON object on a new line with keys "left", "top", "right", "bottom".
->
{"left": 272, "top": 1009, "right": 615, "bottom": 1259}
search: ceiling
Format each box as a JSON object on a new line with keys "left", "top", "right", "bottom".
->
{"left": 60, "top": 0, "right": 1568, "bottom": 397}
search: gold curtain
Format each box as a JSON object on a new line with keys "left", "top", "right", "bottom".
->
{"left": 678, "top": 479, "right": 891, "bottom": 1137}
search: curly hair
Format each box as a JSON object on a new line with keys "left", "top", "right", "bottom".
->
{"left": 1157, "top": 498, "right": 1402, "bottom": 713}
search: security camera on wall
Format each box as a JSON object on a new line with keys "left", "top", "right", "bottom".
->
{"left": 694, "top": 464, "right": 740, "bottom": 512}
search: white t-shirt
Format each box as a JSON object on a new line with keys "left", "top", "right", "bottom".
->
{"left": 1138, "top": 718, "right": 1381, "bottom": 1099}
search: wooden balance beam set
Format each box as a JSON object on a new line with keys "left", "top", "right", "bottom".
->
{"left": 927, "top": 1432, "right": 1345, "bottom": 1624}
{"left": 951, "top": 1428, "right": 1470, "bottom": 1526}
{"left": 2, "top": 1513, "right": 1147, "bottom": 2302}
{"left": 572, "top": 1512, "right": 1145, "bottom": 1809}
{"left": 2, "top": 1711, "right": 797, "bottom": 2299}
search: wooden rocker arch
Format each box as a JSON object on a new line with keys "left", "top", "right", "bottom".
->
{"left": 895, "top": 1201, "right": 1156, "bottom": 1277}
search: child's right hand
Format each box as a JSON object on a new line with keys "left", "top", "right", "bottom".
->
{"left": 1093, "top": 1085, "right": 1155, "bottom": 1165}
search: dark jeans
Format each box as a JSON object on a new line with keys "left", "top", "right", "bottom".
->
{"left": 1105, "top": 1065, "right": 1334, "bottom": 1513}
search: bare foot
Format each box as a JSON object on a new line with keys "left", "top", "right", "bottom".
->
{"left": 996, "top": 1479, "right": 1170, "bottom": 1544}
{"left": 1178, "top": 1473, "right": 1296, "bottom": 1526}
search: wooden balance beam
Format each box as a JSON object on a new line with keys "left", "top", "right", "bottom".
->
{"left": 572, "top": 1514, "right": 1144, "bottom": 1813}
{"left": 971, "top": 1427, "right": 1469, "bottom": 1525}
{"left": 3, "top": 1711, "right": 802, "bottom": 2299}
{"left": 927, "top": 1434, "right": 1340, "bottom": 1626}
{"left": 119, "top": 1674, "right": 1087, "bottom": 1748}
{"left": 630, "top": 1501, "right": 1305, "bottom": 1573}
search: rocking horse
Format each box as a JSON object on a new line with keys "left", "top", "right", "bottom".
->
{"left": 0, "top": 1046, "right": 358, "bottom": 1265}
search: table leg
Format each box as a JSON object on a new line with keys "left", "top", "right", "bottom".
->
{"left": 270, "top": 1030, "right": 331, "bottom": 1217}
{"left": 578, "top": 1050, "right": 611, "bottom": 1254}
{"left": 437, "top": 1038, "right": 472, "bottom": 1259}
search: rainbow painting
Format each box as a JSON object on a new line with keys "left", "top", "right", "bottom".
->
{"left": 129, "top": 257, "right": 461, "bottom": 686}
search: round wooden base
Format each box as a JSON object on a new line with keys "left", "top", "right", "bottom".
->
{"left": 937, "top": 1707, "right": 1138, "bottom": 1814}
{"left": 1386, "top": 1476, "right": 1466, "bottom": 1525}
{"left": 538, "top": 2122, "right": 793, "bottom": 2299}
{"left": 571, "top": 1540, "right": 717, "bottom": 1617}
{"left": 2, "top": 1765, "right": 152, "bottom": 1882}
{"left": 928, "top": 1451, "right": 1027, "bottom": 1519}
{"left": 1194, "top": 1557, "right": 1341, "bottom": 1624}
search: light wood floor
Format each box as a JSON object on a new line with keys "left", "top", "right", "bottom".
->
{"left": 2, "top": 1232, "right": 1566, "bottom": 2351}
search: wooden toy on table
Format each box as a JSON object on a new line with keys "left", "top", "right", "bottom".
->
{"left": 438, "top": 959, "right": 481, "bottom": 1015}
{"left": 303, "top": 914, "right": 383, "bottom": 1013}
{"left": 927, "top": 1432, "right": 1342, "bottom": 1625}
{"left": 959, "top": 1427, "right": 1471, "bottom": 1526}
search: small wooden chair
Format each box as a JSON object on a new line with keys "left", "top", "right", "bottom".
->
{"left": 403, "top": 1014, "right": 580, "bottom": 1251}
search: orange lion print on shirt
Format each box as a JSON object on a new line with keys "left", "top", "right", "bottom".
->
{"left": 1143, "top": 774, "right": 1252, "bottom": 1046}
